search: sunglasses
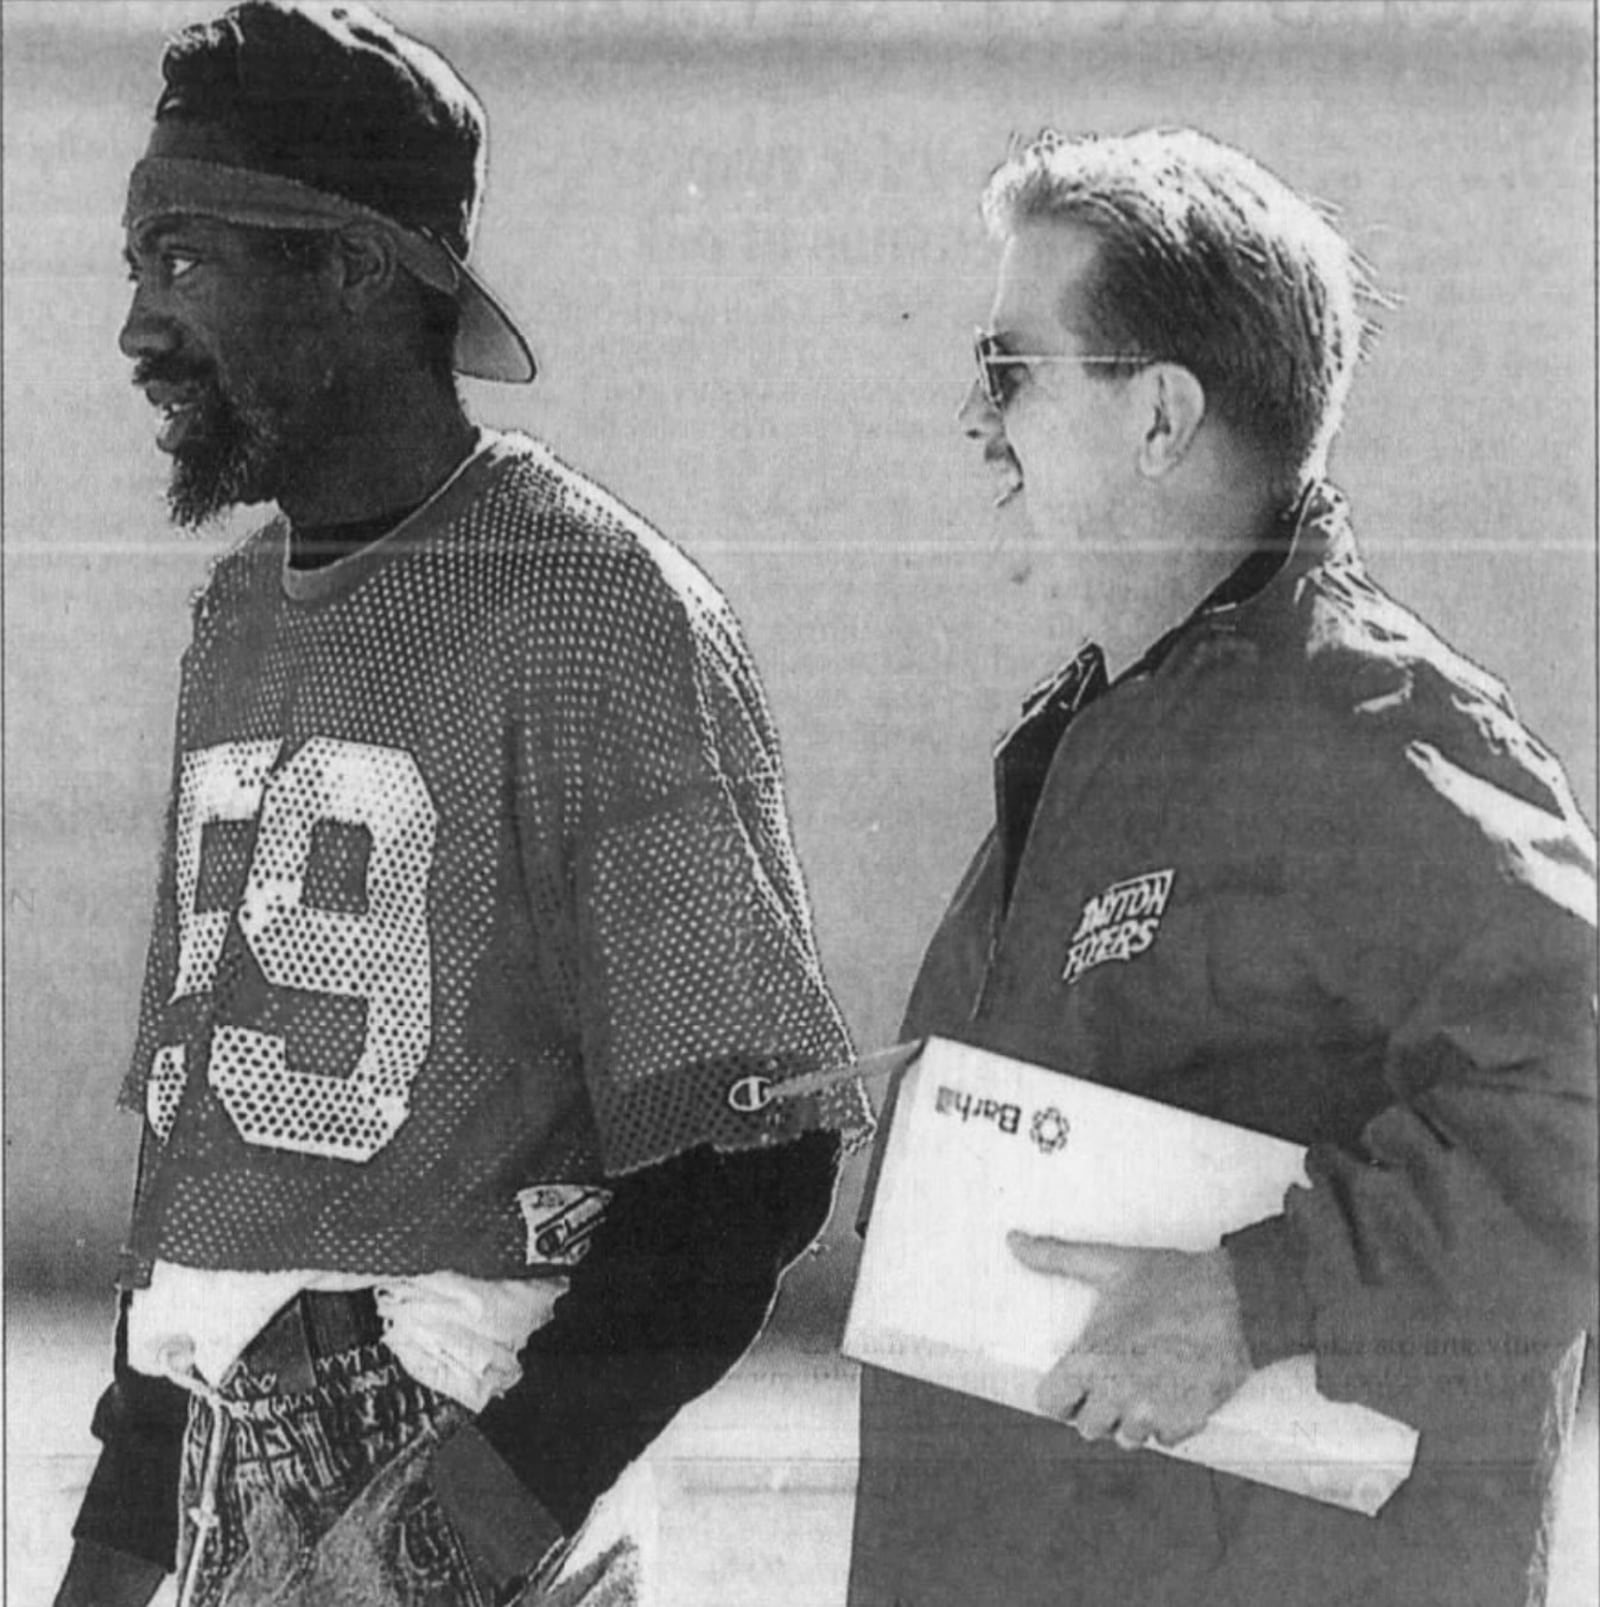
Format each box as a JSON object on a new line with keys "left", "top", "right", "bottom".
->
{"left": 973, "top": 328, "right": 1153, "bottom": 412}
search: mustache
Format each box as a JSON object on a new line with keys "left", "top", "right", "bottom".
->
{"left": 132, "top": 355, "right": 216, "bottom": 390}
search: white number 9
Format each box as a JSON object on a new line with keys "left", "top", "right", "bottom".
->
{"left": 154, "top": 736, "right": 437, "bottom": 1163}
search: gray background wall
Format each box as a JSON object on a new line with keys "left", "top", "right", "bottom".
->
{"left": 4, "top": 0, "right": 1595, "bottom": 1294}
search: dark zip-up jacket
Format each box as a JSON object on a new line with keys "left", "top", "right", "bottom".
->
{"left": 849, "top": 485, "right": 1597, "bottom": 1607}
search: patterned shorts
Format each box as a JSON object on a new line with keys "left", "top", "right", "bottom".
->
{"left": 175, "top": 1343, "right": 488, "bottom": 1607}
{"left": 174, "top": 1336, "right": 648, "bottom": 1607}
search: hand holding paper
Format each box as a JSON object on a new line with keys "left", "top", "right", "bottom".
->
{"left": 1008, "top": 1235, "right": 1253, "bottom": 1450}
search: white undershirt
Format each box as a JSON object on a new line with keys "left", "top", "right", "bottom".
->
{"left": 128, "top": 1261, "right": 566, "bottom": 1411}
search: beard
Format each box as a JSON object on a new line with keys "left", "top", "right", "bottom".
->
{"left": 165, "top": 374, "right": 290, "bottom": 531}
{"left": 134, "top": 354, "right": 305, "bottom": 531}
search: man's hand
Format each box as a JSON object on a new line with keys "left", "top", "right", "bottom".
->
{"left": 1008, "top": 1235, "right": 1253, "bottom": 1450}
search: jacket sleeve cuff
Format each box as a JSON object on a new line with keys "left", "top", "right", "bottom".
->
{"left": 1223, "top": 1213, "right": 1316, "bottom": 1370}
{"left": 430, "top": 1422, "right": 567, "bottom": 1599}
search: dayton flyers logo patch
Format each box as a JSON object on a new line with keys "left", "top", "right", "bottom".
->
{"left": 1062, "top": 868, "right": 1175, "bottom": 984}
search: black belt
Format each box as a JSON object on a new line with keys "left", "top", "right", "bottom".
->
{"left": 239, "top": 1287, "right": 385, "bottom": 1394}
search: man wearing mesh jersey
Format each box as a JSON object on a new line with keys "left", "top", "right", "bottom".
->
{"left": 55, "top": 5, "right": 868, "bottom": 1606}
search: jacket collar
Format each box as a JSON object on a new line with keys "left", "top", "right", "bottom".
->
{"left": 1119, "top": 479, "right": 1357, "bottom": 683}
{"left": 1203, "top": 479, "right": 1354, "bottom": 615}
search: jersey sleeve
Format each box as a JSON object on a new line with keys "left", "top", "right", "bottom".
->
{"left": 111, "top": 684, "right": 194, "bottom": 1290}
{"left": 518, "top": 536, "right": 869, "bottom": 1174}
{"left": 115, "top": 704, "right": 186, "bottom": 1127}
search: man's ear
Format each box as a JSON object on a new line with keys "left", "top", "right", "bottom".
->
{"left": 1134, "top": 363, "right": 1206, "bottom": 478}
{"left": 331, "top": 222, "right": 400, "bottom": 314}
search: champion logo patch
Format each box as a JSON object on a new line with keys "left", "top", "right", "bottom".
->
{"left": 726, "top": 1073, "right": 775, "bottom": 1114}
{"left": 1062, "top": 868, "right": 1175, "bottom": 984}
{"left": 516, "top": 1184, "right": 612, "bottom": 1267}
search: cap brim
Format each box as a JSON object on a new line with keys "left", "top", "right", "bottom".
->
{"left": 455, "top": 262, "right": 536, "bottom": 384}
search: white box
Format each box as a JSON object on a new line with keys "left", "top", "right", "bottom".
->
{"left": 842, "top": 1036, "right": 1418, "bottom": 1515}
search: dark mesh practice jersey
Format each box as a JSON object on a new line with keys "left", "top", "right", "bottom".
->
{"left": 119, "top": 431, "right": 867, "bottom": 1280}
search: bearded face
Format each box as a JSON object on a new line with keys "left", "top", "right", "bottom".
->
{"left": 133, "top": 350, "right": 292, "bottom": 529}
{"left": 121, "top": 217, "right": 341, "bottom": 530}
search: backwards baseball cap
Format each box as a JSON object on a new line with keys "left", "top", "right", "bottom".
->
{"left": 123, "top": 0, "right": 535, "bottom": 383}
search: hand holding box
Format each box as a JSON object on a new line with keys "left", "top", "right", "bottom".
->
{"left": 840, "top": 1037, "right": 1420, "bottom": 1515}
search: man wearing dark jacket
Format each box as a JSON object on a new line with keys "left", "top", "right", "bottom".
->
{"left": 56, "top": 6, "right": 868, "bottom": 1605}
{"left": 847, "top": 127, "right": 1596, "bottom": 1607}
